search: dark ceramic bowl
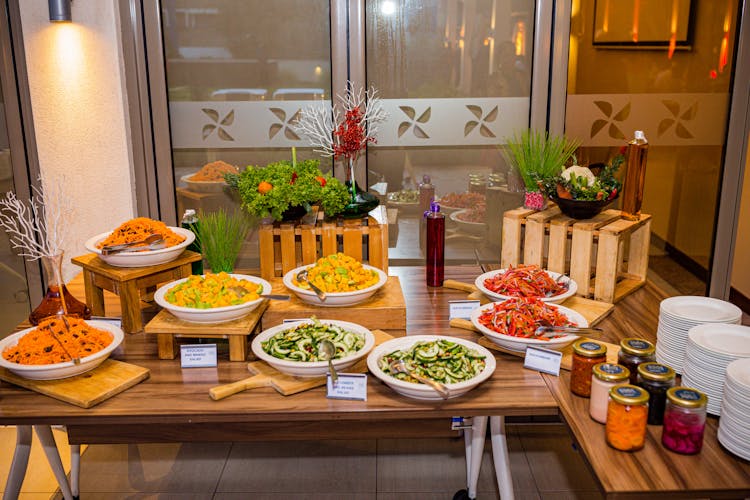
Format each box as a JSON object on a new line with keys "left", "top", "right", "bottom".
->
{"left": 551, "top": 194, "right": 618, "bottom": 220}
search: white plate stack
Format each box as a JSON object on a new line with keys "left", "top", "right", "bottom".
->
{"left": 681, "top": 324, "right": 750, "bottom": 415}
{"left": 656, "top": 296, "right": 742, "bottom": 373}
{"left": 718, "top": 358, "right": 750, "bottom": 460}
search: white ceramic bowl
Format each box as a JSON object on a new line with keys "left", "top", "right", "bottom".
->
{"left": 0, "top": 320, "right": 124, "bottom": 380}
{"left": 85, "top": 226, "right": 195, "bottom": 268}
{"left": 450, "top": 210, "right": 486, "bottom": 236}
{"left": 251, "top": 319, "right": 375, "bottom": 377}
{"left": 282, "top": 264, "right": 388, "bottom": 307}
{"left": 367, "top": 335, "right": 496, "bottom": 401}
{"left": 180, "top": 173, "right": 228, "bottom": 193}
{"left": 154, "top": 274, "right": 271, "bottom": 324}
{"left": 470, "top": 301, "right": 588, "bottom": 353}
{"left": 474, "top": 268, "right": 577, "bottom": 304}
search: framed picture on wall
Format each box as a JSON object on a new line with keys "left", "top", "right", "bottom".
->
{"left": 593, "top": 0, "right": 693, "bottom": 48}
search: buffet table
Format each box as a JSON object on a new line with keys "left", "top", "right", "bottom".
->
{"left": 1, "top": 266, "right": 749, "bottom": 499}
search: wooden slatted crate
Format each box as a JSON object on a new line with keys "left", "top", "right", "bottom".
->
{"left": 500, "top": 205, "right": 651, "bottom": 303}
{"left": 259, "top": 206, "right": 389, "bottom": 280}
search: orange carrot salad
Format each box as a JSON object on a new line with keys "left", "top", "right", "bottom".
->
{"left": 189, "top": 160, "right": 238, "bottom": 182}
{"left": 2, "top": 317, "right": 113, "bottom": 365}
{"left": 96, "top": 217, "right": 185, "bottom": 248}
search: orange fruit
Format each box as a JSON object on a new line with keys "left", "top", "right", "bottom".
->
{"left": 258, "top": 181, "right": 273, "bottom": 194}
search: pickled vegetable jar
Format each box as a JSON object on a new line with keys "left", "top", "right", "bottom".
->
{"left": 606, "top": 385, "right": 649, "bottom": 451}
{"left": 570, "top": 340, "right": 607, "bottom": 397}
{"left": 636, "top": 362, "right": 676, "bottom": 425}
{"left": 662, "top": 387, "right": 707, "bottom": 455}
{"left": 618, "top": 338, "right": 655, "bottom": 384}
{"left": 590, "top": 363, "right": 630, "bottom": 424}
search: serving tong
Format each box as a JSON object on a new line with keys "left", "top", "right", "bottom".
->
{"left": 534, "top": 325, "right": 603, "bottom": 338}
{"left": 100, "top": 233, "right": 164, "bottom": 255}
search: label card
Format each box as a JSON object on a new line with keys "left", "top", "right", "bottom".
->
{"left": 524, "top": 346, "right": 563, "bottom": 376}
{"left": 449, "top": 300, "right": 481, "bottom": 320}
{"left": 91, "top": 316, "right": 122, "bottom": 328}
{"left": 325, "top": 373, "right": 368, "bottom": 401}
{"left": 180, "top": 344, "right": 218, "bottom": 368}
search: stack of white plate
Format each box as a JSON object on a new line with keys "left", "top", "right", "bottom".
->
{"left": 656, "top": 296, "right": 742, "bottom": 373}
{"left": 718, "top": 358, "right": 750, "bottom": 460}
{"left": 681, "top": 324, "right": 750, "bottom": 415}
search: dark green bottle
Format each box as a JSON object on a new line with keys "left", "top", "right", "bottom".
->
{"left": 181, "top": 209, "right": 203, "bottom": 275}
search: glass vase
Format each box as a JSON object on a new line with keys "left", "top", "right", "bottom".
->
{"left": 29, "top": 253, "right": 92, "bottom": 325}
{"left": 523, "top": 190, "right": 547, "bottom": 211}
{"left": 341, "top": 158, "right": 379, "bottom": 218}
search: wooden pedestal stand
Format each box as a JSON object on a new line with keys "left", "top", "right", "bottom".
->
{"left": 71, "top": 251, "right": 202, "bottom": 333}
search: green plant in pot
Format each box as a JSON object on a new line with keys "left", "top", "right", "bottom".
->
{"left": 195, "top": 208, "right": 254, "bottom": 273}
{"left": 225, "top": 159, "right": 349, "bottom": 221}
{"left": 502, "top": 129, "right": 581, "bottom": 210}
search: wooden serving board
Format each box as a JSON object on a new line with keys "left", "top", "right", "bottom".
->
{"left": 0, "top": 359, "right": 150, "bottom": 408}
{"left": 209, "top": 330, "right": 394, "bottom": 400}
{"left": 261, "top": 277, "right": 406, "bottom": 330}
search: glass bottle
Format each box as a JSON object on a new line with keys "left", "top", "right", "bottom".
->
{"left": 606, "top": 384, "right": 650, "bottom": 452}
{"left": 29, "top": 253, "right": 92, "bottom": 325}
{"left": 621, "top": 130, "right": 649, "bottom": 221}
{"left": 468, "top": 173, "right": 486, "bottom": 194}
{"left": 618, "top": 338, "right": 656, "bottom": 384}
{"left": 662, "top": 387, "right": 708, "bottom": 455}
{"left": 590, "top": 363, "right": 630, "bottom": 424}
{"left": 570, "top": 340, "right": 607, "bottom": 397}
{"left": 424, "top": 200, "right": 445, "bottom": 287}
{"left": 418, "top": 175, "right": 435, "bottom": 215}
{"left": 181, "top": 209, "right": 203, "bottom": 275}
{"left": 636, "top": 362, "right": 676, "bottom": 425}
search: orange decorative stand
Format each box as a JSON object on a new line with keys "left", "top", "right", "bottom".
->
{"left": 71, "top": 251, "right": 202, "bottom": 333}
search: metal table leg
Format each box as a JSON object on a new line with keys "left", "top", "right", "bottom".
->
{"left": 70, "top": 444, "right": 81, "bottom": 499}
{"left": 33, "top": 426, "right": 75, "bottom": 500}
{"left": 490, "top": 416, "right": 515, "bottom": 500}
{"left": 3, "top": 425, "right": 32, "bottom": 500}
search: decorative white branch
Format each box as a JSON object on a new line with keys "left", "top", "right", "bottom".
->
{"left": 294, "top": 103, "right": 338, "bottom": 157}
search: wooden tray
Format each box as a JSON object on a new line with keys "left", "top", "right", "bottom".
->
{"left": 262, "top": 276, "right": 406, "bottom": 331}
{"left": 0, "top": 359, "right": 150, "bottom": 408}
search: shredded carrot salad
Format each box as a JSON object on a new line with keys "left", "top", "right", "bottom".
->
{"left": 96, "top": 217, "right": 185, "bottom": 249}
{"left": 2, "top": 317, "right": 113, "bottom": 365}
{"left": 477, "top": 297, "right": 574, "bottom": 339}
{"left": 483, "top": 264, "right": 566, "bottom": 298}
{"left": 189, "top": 160, "right": 238, "bottom": 182}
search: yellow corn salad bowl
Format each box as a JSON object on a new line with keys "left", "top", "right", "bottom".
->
{"left": 293, "top": 253, "right": 380, "bottom": 293}
{"left": 165, "top": 272, "right": 262, "bottom": 309}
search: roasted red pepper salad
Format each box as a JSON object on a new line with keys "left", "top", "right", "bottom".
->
{"left": 483, "top": 264, "right": 566, "bottom": 298}
{"left": 477, "top": 297, "right": 575, "bottom": 339}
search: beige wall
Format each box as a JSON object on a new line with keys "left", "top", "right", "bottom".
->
{"left": 731, "top": 139, "right": 750, "bottom": 297}
{"left": 19, "top": 0, "right": 135, "bottom": 280}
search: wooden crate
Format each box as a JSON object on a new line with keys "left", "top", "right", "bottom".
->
{"left": 259, "top": 205, "right": 389, "bottom": 280}
{"left": 500, "top": 205, "right": 651, "bottom": 303}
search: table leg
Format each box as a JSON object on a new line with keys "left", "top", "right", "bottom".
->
{"left": 490, "top": 416, "right": 515, "bottom": 500}
{"left": 3, "top": 425, "right": 32, "bottom": 500}
{"left": 118, "top": 280, "right": 143, "bottom": 333}
{"left": 82, "top": 270, "right": 105, "bottom": 316}
{"left": 33, "top": 426, "right": 75, "bottom": 500}
{"left": 467, "top": 416, "right": 487, "bottom": 499}
{"left": 70, "top": 444, "right": 81, "bottom": 499}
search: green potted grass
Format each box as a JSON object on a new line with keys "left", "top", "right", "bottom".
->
{"left": 195, "top": 208, "right": 254, "bottom": 273}
{"left": 502, "top": 129, "right": 581, "bottom": 210}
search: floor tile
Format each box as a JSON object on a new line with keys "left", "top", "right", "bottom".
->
{"left": 217, "top": 440, "right": 376, "bottom": 493}
{"left": 58, "top": 494, "right": 209, "bottom": 500}
{"left": 0, "top": 426, "right": 74, "bottom": 496}
{"left": 78, "top": 443, "right": 230, "bottom": 494}
{"left": 540, "top": 491, "right": 604, "bottom": 500}
{"left": 216, "top": 494, "right": 376, "bottom": 500}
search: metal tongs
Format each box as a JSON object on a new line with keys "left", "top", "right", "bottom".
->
{"left": 534, "top": 325, "right": 604, "bottom": 338}
{"left": 41, "top": 315, "right": 80, "bottom": 364}
{"left": 101, "top": 234, "right": 164, "bottom": 255}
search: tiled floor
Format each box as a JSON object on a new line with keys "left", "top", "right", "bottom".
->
{"left": 0, "top": 423, "right": 604, "bottom": 499}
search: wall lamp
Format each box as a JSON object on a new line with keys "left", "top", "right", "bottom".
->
{"left": 48, "top": 0, "right": 72, "bottom": 23}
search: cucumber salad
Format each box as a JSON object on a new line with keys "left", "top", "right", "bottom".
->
{"left": 261, "top": 320, "right": 365, "bottom": 362}
{"left": 379, "top": 340, "right": 486, "bottom": 384}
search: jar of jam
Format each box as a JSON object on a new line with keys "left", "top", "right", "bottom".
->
{"left": 618, "top": 338, "right": 656, "bottom": 384}
{"left": 590, "top": 363, "right": 630, "bottom": 424}
{"left": 636, "top": 362, "right": 676, "bottom": 425}
{"left": 606, "top": 385, "right": 650, "bottom": 452}
{"left": 570, "top": 340, "right": 607, "bottom": 397}
{"left": 468, "top": 173, "right": 486, "bottom": 194}
{"left": 662, "top": 387, "right": 707, "bottom": 455}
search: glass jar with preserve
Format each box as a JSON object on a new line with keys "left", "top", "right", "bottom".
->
{"left": 636, "top": 362, "right": 676, "bottom": 425}
{"left": 662, "top": 387, "right": 708, "bottom": 455}
{"left": 570, "top": 340, "right": 607, "bottom": 397}
{"left": 590, "top": 363, "right": 630, "bottom": 424}
{"left": 606, "top": 385, "right": 650, "bottom": 452}
{"left": 618, "top": 338, "right": 656, "bottom": 384}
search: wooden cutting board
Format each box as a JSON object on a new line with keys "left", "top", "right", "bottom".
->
{"left": 0, "top": 359, "right": 150, "bottom": 408}
{"left": 209, "top": 329, "right": 393, "bottom": 400}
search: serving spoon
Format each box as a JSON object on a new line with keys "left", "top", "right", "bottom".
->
{"left": 101, "top": 233, "right": 164, "bottom": 255}
{"left": 389, "top": 359, "right": 450, "bottom": 399}
{"left": 296, "top": 269, "right": 327, "bottom": 302}
{"left": 229, "top": 286, "right": 290, "bottom": 301}
{"left": 318, "top": 340, "right": 338, "bottom": 384}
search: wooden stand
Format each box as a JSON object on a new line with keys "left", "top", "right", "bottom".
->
{"left": 258, "top": 206, "right": 389, "bottom": 280}
{"left": 500, "top": 206, "right": 651, "bottom": 303}
{"left": 144, "top": 301, "right": 268, "bottom": 361}
{"left": 70, "top": 251, "right": 202, "bottom": 333}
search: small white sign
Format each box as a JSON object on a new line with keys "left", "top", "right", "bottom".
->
{"left": 325, "top": 373, "right": 368, "bottom": 401}
{"left": 91, "top": 316, "right": 122, "bottom": 328}
{"left": 524, "top": 346, "right": 563, "bottom": 376}
{"left": 180, "top": 344, "right": 218, "bottom": 368}
{"left": 449, "top": 300, "right": 481, "bottom": 320}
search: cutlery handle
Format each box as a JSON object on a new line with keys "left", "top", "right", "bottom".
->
{"left": 209, "top": 374, "right": 269, "bottom": 400}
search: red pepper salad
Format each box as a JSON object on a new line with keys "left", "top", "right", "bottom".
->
{"left": 477, "top": 297, "right": 575, "bottom": 339}
{"left": 483, "top": 264, "right": 565, "bottom": 298}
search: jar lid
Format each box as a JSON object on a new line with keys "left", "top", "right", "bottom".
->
{"left": 637, "top": 362, "right": 675, "bottom": 381}
{"left": 572, "top": 339, "right": 607, "bottom": 357}
{"left": 619, "top": 338, "right": 655, "bottom": 356}
{"left": 667, "top": 387, "right": 708, "bottom": 408}
{"left": 593, "top": 363, "right": 630, "bottom": 382}
{"left": 609, "top": 384, "right": 650, "bottom": 405}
